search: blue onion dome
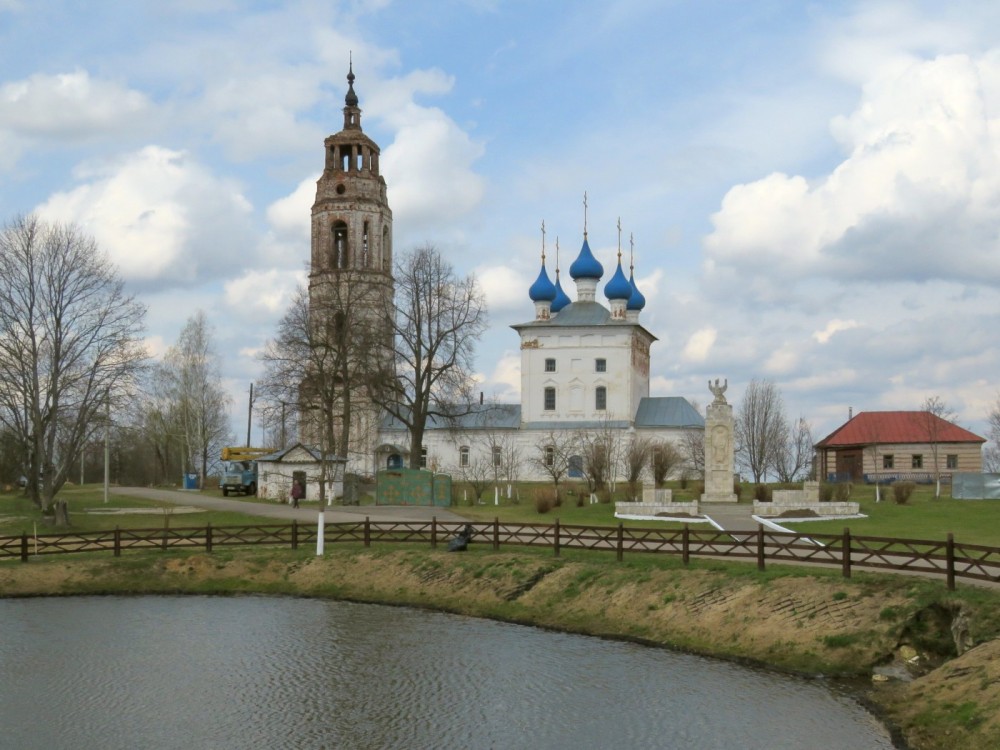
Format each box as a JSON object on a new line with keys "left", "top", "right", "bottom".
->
{"left": 528, "top": 265, "right": 557, "bottom": 301}
{"left": 551, "top": 276, "right": 571, "bottom": 312}
{"left": 627, "top": 271, "right": 646, "bottom": 310}
{"left": 569, "top": 237, "right": 603, "bottom": 280}
{"left": 604, "top": 260, "right": 632, "bottom": 300}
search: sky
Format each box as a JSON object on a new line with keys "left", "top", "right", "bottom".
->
{"left": 1, "top": 0, "right": 999, "bottom": 447}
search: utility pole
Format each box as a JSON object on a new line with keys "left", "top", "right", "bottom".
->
{"left": 246, "top": 382, "right": 254, "bottom": 447}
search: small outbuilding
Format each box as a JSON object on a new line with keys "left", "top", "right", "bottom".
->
{"left": 256, "top": 443, "right": 347, "bottom": 504}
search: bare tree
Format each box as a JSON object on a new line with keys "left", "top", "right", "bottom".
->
{"left": 458, "top": 455, "right": 492, "bottom": 504}
{"left": 986, "top": 394, "right": 1000, "bottom": 473}
{"left": 922, "top": 395, "right": 955, "bottom": 498}
{"left": 372, "top": 246, "right": 487, "bottom": 469}
{"left": 650, "top": 440, "right": 683, "bottom": 487}
{"left": 861, "top": 415, "right": 885, "bottom": 502}
{"left": 0, "top": 215, "right": 146, "bottom": 519}
{"left": 774, "top": 417, "right": 813, "bottom": 483}
{"left": 680, "top": 428, "right": 705, "bottom": 479}
{"left": 532, "top": 430, "right": 575, "bottom": 500}
{"left": 622, "top": 436, "right": 652, "bottom": 500}
{"left": 161, "top": 311, "right": 231, "bottom": 487}
{"left": 735, "top": 378, "right": 788, "bottom": 484}
{"left": 260, "top": 270, "right": 384, "bottom": 500}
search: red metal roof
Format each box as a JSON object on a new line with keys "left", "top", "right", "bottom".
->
{"left": 815, "top": 411, "right": 985, "bottom": 448}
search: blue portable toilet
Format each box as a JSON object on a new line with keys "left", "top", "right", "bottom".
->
{"left": 183, "top": 473, "right": 199, "bottom": 490}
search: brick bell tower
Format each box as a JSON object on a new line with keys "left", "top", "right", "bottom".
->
{"left": 304, "top": 62, "right": 394, "bottom": 474}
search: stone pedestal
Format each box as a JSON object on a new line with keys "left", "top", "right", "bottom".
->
{"left": 701, "top": 395, "right": 737, "bottom": 503}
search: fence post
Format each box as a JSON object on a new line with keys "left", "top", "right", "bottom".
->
{"left": 554, "top": 519, "right": 560, "bottom": 558}
{"left": 946, "top": 533, "right": 955, "bottom": 591}
{"left": 756, "top": 525, "right": 765, "bottom": 571}
{"left": 291, "top": 520, "right": 298, "bottom": 550}
{"left": 616, "top": 523, "right": 624, "bottom": 562}
{"left": 364, "top": 516, "right": 371, "bottom": 547}
{"left": 206, "top": 523, "right": 213, "bottom": 554}
{"left": 493, "top": 517, "right": 499, "bottom": 551}
{"left": 114, "top": 526, "right": 121, "bottom": 558}
{"left": 20, "top": 532, "right": 27, "bottom": 562}
{"left": 431, "top": 517, "right": 437, "bottom": 549}
{"left": 841, "top": 528, "right": 851, "bottom": 579}
{"left": 682, "top": 524, "right": 689, "bottom": 566}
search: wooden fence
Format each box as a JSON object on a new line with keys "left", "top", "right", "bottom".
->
{"left": 2, "top": 519, "right": 999, "bottom": 591}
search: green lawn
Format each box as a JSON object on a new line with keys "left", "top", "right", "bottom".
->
{"left": 789, "top": 492, "right": 1000, "bottom": 547}
{"left": 0, "top": 484, "right": 282, "bottom": 536}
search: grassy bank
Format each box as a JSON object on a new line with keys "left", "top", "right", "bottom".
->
{"left": 2, "top": 545, "right": 1000, "bottom": 749}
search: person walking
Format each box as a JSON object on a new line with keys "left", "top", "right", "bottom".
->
{"left": 290, "top": 479, "right": 304, "bottom": 509}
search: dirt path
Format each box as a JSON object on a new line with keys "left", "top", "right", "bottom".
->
{"left": 111, "top": 487, "right": 468, "bottom": 524}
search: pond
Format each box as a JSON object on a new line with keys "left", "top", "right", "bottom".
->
{"left": 0, "top": 596, "right": 896, "bottom": 749}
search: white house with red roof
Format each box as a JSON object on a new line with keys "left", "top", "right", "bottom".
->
{"left": 814, "top": 411, "right": 985, "bottom": 484}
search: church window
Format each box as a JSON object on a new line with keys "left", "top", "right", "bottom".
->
{"left": 459, "top": 446, "right": 470, "bottom": 468}
{"left": 544, "top": 358, "right": 556, "bottom": 372}
{"left": 492, "top": 446, "right": 502, "bottom": 467}
{"left": 544, "top": 445, "right": 555, "bottom": 467}
{"left": 340, "top": 145, "right": 352, "bottom": 171}
{"left": 544, "top": 387, "right": 556, "bottom": 411}
{"left": 362, "top": 221, "right": 370, "bottom": 267}
{"left": 332, "top": 222, "right": 349, "bottom": 268}
{"left": 595, "top": 358, "right": 606, "bottom": 372}
{"left": 595, "top": 386, "right": 607, "bottom": 411}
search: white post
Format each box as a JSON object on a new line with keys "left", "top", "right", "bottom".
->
{"left": 316, "top": 510, "right": 325, "bottom": 555}
{"left": 494, "top": 486, "right": 499, "bottom": 505}
{"left": 103, "top": 400, "right": 110, "bottom": 503}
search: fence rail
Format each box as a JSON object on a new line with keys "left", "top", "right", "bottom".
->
{"left": 3, "top": 519, "right": 999, "bottom": 590}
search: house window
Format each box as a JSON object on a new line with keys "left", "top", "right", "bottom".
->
{"left": 595, "top": 358, "right": 606, "bottom": 372}
{"left": 420, "top": 446, "right": 428, "bottom": 468}
{"left": 947, "top": 454, "right": 958, "bottom": 469}
{"left": 544, "top": 387, "right": 556, "bottom": 411}
{"left": 544, "top": 445, "right": 555, "bottom": 467}
{"left": 883, "top": 455, "right": 894, "bottom": 469}
{"left": 544, "top": 358, "right": 556, "bottom": 372}
{"left": 459, "top": 446, "right": 469, "bottom": 468}
{"left": 492, "top": 446, "right": 502, "bottom": 467}
{"left": 595, "top": 386, "right": 607, "bottom": 410}
{"left": 912, "top": 454, "right": 923, "bottom": 469}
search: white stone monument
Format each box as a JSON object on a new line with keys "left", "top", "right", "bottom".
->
{"left": 701, "top": 378, "right": 737, "bottom": 503}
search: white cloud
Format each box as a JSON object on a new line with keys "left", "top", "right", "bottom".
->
{"left": 704, "top": 52, "right": 1000, "bottom": 296}
{"left": 36, "top": 146, "right": 255, "bottom": 286}
{"left": 681, "top": 327, "right": 717, "bottom": 363}
{"left": 477, "top": 264, "right": 528, "bottom": 320}
{"left": 0, "top": 69, "right": 150, "bottom": 139}
{"left": 813, "top": 318, "right": 860, "bottom": 344}
{"left": 266, "top": 173, "right": 317, "bottom": 243}
{"left": 223, "top": 267, "right": 305, "bottom": 323}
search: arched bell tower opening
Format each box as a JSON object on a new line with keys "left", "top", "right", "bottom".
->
{"left": 304, "top": 62, "right": 394, "bottom": 474}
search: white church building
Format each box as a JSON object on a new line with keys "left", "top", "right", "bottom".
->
{"left": 375, "top": 226, "right": 705, "bottom": 483}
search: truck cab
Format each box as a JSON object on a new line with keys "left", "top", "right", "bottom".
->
{"left": 221, "top": 460, "right": 258, "bottom": 496}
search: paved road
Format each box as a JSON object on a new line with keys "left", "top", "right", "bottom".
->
{"left": 110, "top": 487, "right": 467, "bottom": 524}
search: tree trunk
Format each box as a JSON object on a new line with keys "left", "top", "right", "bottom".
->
{"left": 53, "top": 500, "right": 70, "bottom": 527}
